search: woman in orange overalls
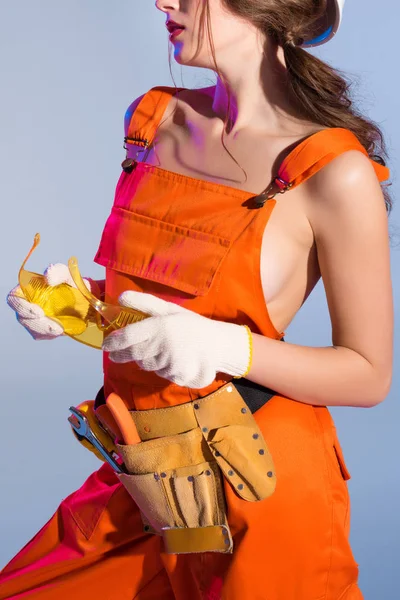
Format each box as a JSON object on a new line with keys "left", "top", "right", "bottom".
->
{"left": 3, "top": 0, "right": 393, "bottom": 599}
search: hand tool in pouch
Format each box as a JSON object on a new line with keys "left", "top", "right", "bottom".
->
{"left": 105, "top": 392, "right": 141, "bottom": 445}
{"left": 68, "top": 405, "right": 127, "bottom": 473}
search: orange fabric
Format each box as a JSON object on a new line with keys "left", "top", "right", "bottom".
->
{"left": 0, "top": 86, "right": 383, "bottom": 599}
{"left": 125, "top": 85, "right": 185, "bottom": 148}
{"left": 278, "top": 127, "right": 390, "bottom": 189}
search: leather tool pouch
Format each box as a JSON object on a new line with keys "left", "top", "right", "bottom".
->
{"left": 115, "top": 381, "right": 276, "bottom": 554}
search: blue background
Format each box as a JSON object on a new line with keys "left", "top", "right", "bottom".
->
{"left": 0, "top": 1, "right": 398, "bottom": 597}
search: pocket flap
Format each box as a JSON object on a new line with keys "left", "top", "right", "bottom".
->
{"left": 116, "top": 428, "right": 213, "bottom": 474}
{"left": 333, "top": 433, "right": 351, "bottom": 481}
{"left": 94, "top": 207, "right": 231, "bottom": 296}
{"left": 209, "top": 425, "right": 277, "bottom": 502}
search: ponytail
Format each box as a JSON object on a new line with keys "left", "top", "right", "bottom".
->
{"left": 282, "top": 44, "right": 391, "bottom": 212}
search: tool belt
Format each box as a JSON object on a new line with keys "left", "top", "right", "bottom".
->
{"left": 111, "top": 380, "right": 277, "bottom": 554}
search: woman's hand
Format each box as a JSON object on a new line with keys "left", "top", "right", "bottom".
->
{"left": 102, "top": 291, "right": 251, "bottom": 388}
{"left": 7, "top": 264, "right": 92, "bottom": 341}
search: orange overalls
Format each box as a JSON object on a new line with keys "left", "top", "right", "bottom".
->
{"left": 0, "top": 87, "right": 390, "bottom": 600}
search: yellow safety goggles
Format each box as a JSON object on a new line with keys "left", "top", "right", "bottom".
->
{"left": 18, "top": 234, "right": 148, "bottom": 349}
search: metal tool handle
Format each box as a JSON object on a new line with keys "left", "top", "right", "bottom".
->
{"left": 68, "top": 407, "right": 126, "bottom": 474}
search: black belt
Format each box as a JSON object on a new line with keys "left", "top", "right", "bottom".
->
{"left": 232, "top": 378, "right": 277, "bottom": 414}
{"left": 231, "top": 336, "right": 283, "bottom": 413}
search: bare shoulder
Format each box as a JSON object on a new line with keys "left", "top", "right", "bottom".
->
{"left": 173, "top": 85, "right": 215, "bottom": 105}
{"left": 306, "top": 150, "right": 385, "bottom": 213}
{"left": 166, "top": 85, "right": 216, "bottom": 121}
{"left": 303, "top": 149, "right": 393, "bottom": 398}
{"left": 304, "top": 149, "right": 389, "bottom": 268}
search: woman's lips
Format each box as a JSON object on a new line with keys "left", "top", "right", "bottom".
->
{"left": 169, "top": 27, "right": 185, "bottom": 40}
{"left": 166, "top": 20, "right": 185, "bottom": 41}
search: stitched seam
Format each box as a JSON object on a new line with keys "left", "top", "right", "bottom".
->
{"left": 131, "top": 402, "right": 196, "bottom": 417}
{"left": 68, "top": 484, "right": 123, "bottom": 541}
{"left": 69, "top": 505, "right": 102, "bottom": 540}
{"left": 120, "top": 429, "right": 202, "bottom": 453}
{"left": 250, "top": 200, "right": 283, "bottom": 340}
{"left": 96, "top": 257, "right": 208, "bottom": 296}
{"left": 10, "top": 510, "right": 147, "bottom": 585}
{"left": 97, "top": 256, "right": 217, "bottom": 296}
{"left": 311, "top": 407, "right": 334, "bottom": 600}
{"left": 343, "top": 485, "right": 350, "bottom": 532}
{"left": 337, "top": 582, "right": 359, "bottom": 600}
{"left": 133, "top": 566, "right": 171, "bottom": 599}
{"left": 136, "top": 162, "right": 254, "bottom": 199}
{"left": 128, "top": 382, "right": 232, "bottom": 420}
{"left": 111, "top": 206, "right": 231, "bottom": 246}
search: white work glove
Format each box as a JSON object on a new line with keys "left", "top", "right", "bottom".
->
{"left": 102, "top": 291, "right": 252, "bottom": 388}
{"left": 7, "top": 264, "right": 91, "bottom": 341}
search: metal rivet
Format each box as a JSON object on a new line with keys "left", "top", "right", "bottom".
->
{"left": 154, "top": 474, "right": 160, "bottom": 481}
{"left": 259, "top": 449, "right": 265, "bottom": 455}
{"left": 241, "top": 407, "right": 247, "bottom": 414}
{"left": 121, "top": 158, "right": 135, "bottom": 173}
{"left": 227, "top": 386, "right": 233, "bottom": 393}
{"left": 202, "top": 427, "right": 208, "bottom": 433}
{"left": 228, "top": 470, "right": 234, "bottom": 477}
{"left": 224, "top": 539, "right": 230, "bottom": 545}
{"left": 144, "top": 426, "right": 151, "bottom": 433}
{"left": 215, "top": 451, "right": 221, "bottom": 457}
{"left": 205, "top": 470, "right": 211, "bottom": 476}
{"left": 267, "top": 471, "right": 273, "bottom": 478}
{"left": 253, "top": 433, "right": 259, "bottom": 440}
{"left": 161, "top": 472, "right": 167, "bottom": 478}
{"left": 188, "top": 476, "right": 194, "bottom": 482}
{"left": 237, "top": 484, "right": 244, "bottom": 490}
{"left": 194, "top": 403, "right": 199, "bottom": 409}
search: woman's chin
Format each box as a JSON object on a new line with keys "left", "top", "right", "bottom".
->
{"left": 173, "top": 53, "right": 186, "bottom": 66}
{"left": 173, "top": 50, "right": 209, "bottom": 69}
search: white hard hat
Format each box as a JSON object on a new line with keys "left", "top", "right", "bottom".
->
{"left": 301, "top": 0, "right": 345, "bottom": 47}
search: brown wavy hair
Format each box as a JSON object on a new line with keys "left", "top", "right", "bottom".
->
{"left": 170, "top": 0, "right": 392, "bottom": 213}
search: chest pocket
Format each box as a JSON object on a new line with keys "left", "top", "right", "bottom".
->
{"left": 94, "top": 207, "right": 231, "bottom": 296}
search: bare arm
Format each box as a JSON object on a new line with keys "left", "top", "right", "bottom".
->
{"left": 246, "top": 151, "right": 393, "bottom": 408}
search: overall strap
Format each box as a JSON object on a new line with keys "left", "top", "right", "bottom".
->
{"left": 254, "top": 128, "right": 390, "bottom": 207}
{"left": 124, "top": 86, "right": 185, "bottom": 150}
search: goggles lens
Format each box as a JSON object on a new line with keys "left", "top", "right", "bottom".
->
{"left": 18, "top": 234, "right": 148, "bottom": 349}
{"left": 67, "top": 255, "right": 148, "bottom": 331}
